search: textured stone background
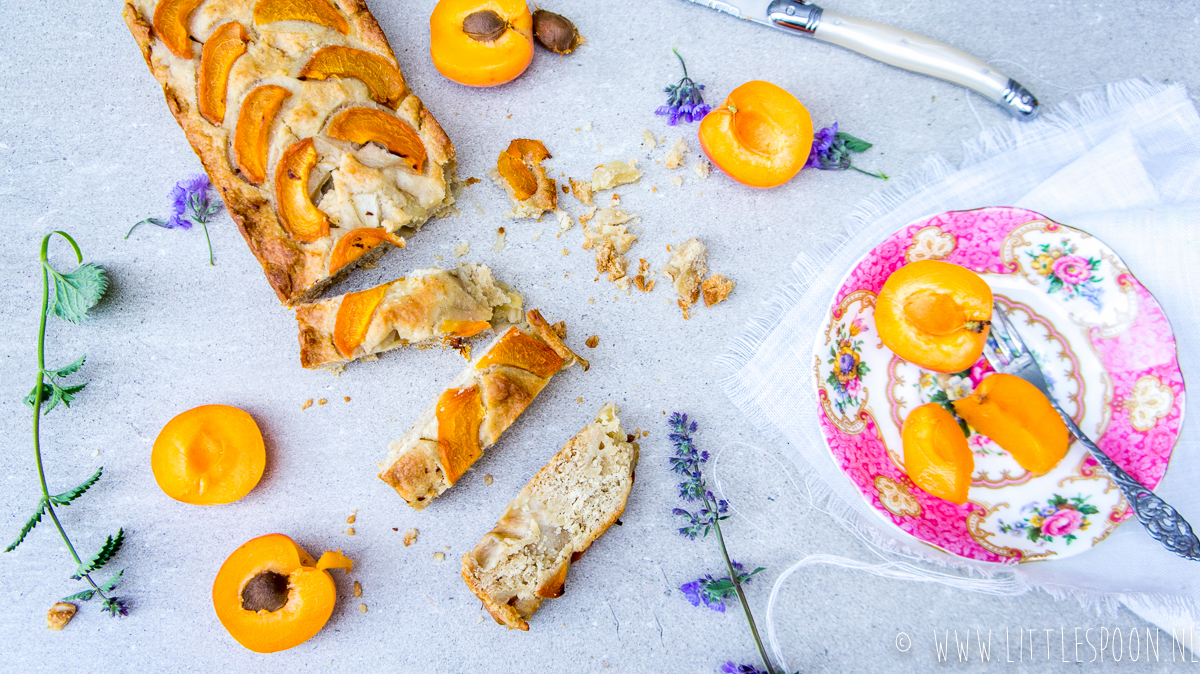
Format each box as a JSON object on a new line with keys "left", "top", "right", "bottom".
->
{"left": 1, "top": 1, "right": 1197, "bottom": 671}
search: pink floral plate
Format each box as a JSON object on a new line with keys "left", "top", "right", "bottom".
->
{"left": 812, "top": 207, "right": 1185, "bottom": 563}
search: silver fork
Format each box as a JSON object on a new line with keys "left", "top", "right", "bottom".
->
{"left": 984, "top": 301, "right": 1200, "bottom": 561}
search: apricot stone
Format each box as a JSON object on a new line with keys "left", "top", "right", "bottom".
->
{"left": 902, "top": 402, "right": 974, "bottom": 505}
{"left": 875, "top": 260, "right": 992, "bottom": 373}
{"left": 953, "top": 373, "right": 1070, "bottom": 475}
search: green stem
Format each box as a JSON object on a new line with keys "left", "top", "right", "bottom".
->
{"left": 673, "top": 48, "right": 688, "bottom": 80}
{"left": 705, "top": 492, "right": 778, "bottom": 674}
{"left": 851, "top": 165, "right": 888, "bottom": 180}
{"left": 200, "top": 219, "right": 214, "bottom": 265}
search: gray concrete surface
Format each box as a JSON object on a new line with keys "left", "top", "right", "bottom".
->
{"left": 1, "top": 0, "right": 1198, "bottom": 671}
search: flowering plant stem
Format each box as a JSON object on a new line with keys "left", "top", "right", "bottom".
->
{"left": 708, "top": 493, "right": 777, "bottom": 674}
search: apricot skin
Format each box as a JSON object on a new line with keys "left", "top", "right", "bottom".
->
{"left": 212, "top": 534, "right": 337, "bottom": 653}
{"left": 902, "top": 403, "right": 973, "bottom": 505}
{"left": 875, "top": 260, "right": 992, "bottom": 373}
{"left": 698, "top": 81, "right": 813, "bottom": 188}
{"left": 151, "top": 405, "right": 265, "bottom": 505}
{"left": 953, "top": 373, "right": 1070, "bottom": 475}
{"left": 430, "top": 0, "right": 534, "bottom": 87}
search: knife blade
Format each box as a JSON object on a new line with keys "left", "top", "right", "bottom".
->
{"left": 681, "top": 0, "right": 1039, "bottom": 119}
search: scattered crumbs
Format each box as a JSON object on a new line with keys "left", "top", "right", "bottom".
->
{"left": 318, "top": 398, "right": 328, "bottom": 406}
{"left": 392, "top": 527, "right": 399, "bottom": 532}
{"left": 453, "top": 241, "right": 470, "bottom": 257}
{"left": 344, "top": 396, "right": 351, "bottom": 402}
{"left": 507, "top": 114, "right": 513, "bottom": 119}
{"left": 484, "top": 474, "right": 494, "bottom": 486}
{"left": 583, "top": 122, "right": 593, "bottom": 132}
{"left": 665, "top": 137, "right": 689, "bottom": 169}
{"left": 404, "top": 528, "right": 418, "bottom": 546}
{"left": 353, "top": 581, "right": 363, "bottom": 597}
{"left": 588, "top": 298, "right": 594, "bottom": 303}
{"left": 533, "top": 229, "right": 543, "bottom": 241}
{"left": 477, "top": 615, "right": 485, "bottom": 624}
{"left": 358, "top": 603, "right": 368, "bottom": 614}
{"left": 666, "top": 244, "right": 672, "bottom": 252}
{"left": 585, "top": 335, "right": 599, "bottom": 348}
{"left": 642, "top": 129, "right": 657, "bottom": 150}
{"left": 445, "top": 546, "right": 451, "bottom": 551}
{"left": 433, "top": 552, "right": 445, "bottom": 562}
{"left": 434, "top": 254, "right": 444, "bottom": 261}
{"left": 562, "top": 184, "right": 569, "bottom": 193}
{"left": 702, "top": 274, "right": 736, "bottom": 307}
{"left": 575, "top": 127, "right": 580, "bottom": 132}
{"left": 660, "top": 136, "right": 667, "bottom": 144}
{"left": 346, "top": 527, "right": 356, "bottom": 536}
{"left": 346, "top": 511, "right": 357, "bottom": 524}
{"left": 555, "top": 209, "right": 573, "bottom": 232}
{"left": 692, "top": 161, "right": 711, "bottom": 179}
{"left": 493, "top": 227, "right": 506, "bottom": 253}
{"left": 578, "top": 206, "right": 597, "bottom": 224}
{"left": 652, "top": 186, "right": 658, "bottom": 193}
{"left": 302, "top": 399, "right": 314, "bottom": 410}
{"left": 591, "top": 160, "right": 641, "bottom": 191}
{"left": 576, "top": 396, "right": 583, "bottom": 404}
{"left": 46, "top": 602, "right": 77, "bottom": 631}
{"left": 464, "top": 177, "right": 481, "bottom": 186}
{"left": 569, "top": 178, "right": 593, "bottom": 206}
{"left": 596, "top": 143, "right": 602, "bottom": 151}
{"left": 669, "top": 175, "right": 684, "bottom": 187}
{"left": 91, "top": 449, "right": 99, "bottom": 458}
{"left": 610, "top": 192, "right": 620, "bottom": 205}
{"left": 642, "top": 430, "right": 650, "bottom": 437}
{"left": 562, "top": 248, "right": 570, "bottom": 256}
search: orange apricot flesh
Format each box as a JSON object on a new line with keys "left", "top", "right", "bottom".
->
{"left": 275, "top": 137, "right": 330, "bottom": 243}
{"left": 333, "top": 283, "right": 391, "bottom": 357}
{"left": 328, "top": 228, "right": 405, "bottom": 276}
{"left": 902, "top": 402, "right": 973, "bottom": 505}
{"left": 496, "top": 138, "right": 549, "bottom": 199}
{"left": 300, "top": 46, "right": 408, "bottom": 109}
{"left": 326, "top": 107, "right": 426, "bottom": 172}
{"left": 197, "top": 22, "right": 249, "bottom": 125}
{"left": 474, "top": 327, "right": 563, "bottom": 378}
{"left": 153, "top": 0, "right": 205, "bottom": 58}
{"left": 151, "top": 405, "right": 265, "bottom": 505}
{"left": 212, "top": 534, "right": 346, "bottom": 653}
{"left": 430, "top": 0, "right": 534, "bottom": 87}
{"left": 953, "top": 373, "right": 1070, "bottom": 475}
{"left": 440, "top": 319, "right": 491, "bottom": 338}
{"left": 436, "top": 385, "right": 484, "bottom": 484}
{"left": 698, "top": 81, "right": 813, "bottom": 188}
{"left": 234, "top": 85, "right": 291, "bottom": 185}
{"left": 875, "top": 260, "right": 992, "bottom": 373}
{"left": 253, "top": 0, "right": 349, "bottom": 34}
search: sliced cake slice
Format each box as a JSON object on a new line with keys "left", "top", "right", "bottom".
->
{"left": 462, "top": 403, "right": 638, "bottom": 630}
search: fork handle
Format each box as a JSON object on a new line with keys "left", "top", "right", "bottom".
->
{"left": 1056, "top": 411, "right": 1200, "bottom": 561}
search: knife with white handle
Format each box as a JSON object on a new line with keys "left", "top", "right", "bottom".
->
{"left": 683, "top": 0, "right": 1040, "bottom": 119}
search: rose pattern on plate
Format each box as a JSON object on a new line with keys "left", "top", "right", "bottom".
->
{"left": 997, "top": 494, "right": 1100, "bottom": 545}
{"left": 825, "top": 318, "right": 871, "bottom": 415}
{"left": 1027, "top": 239, "right": 1104, "bottom": 309}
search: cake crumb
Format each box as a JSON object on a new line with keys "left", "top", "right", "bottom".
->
{"left": 454, "top": 241, "right": 470, "bottom": 257}
{"left": 591, "top": 160, "right": 642, "bottom": 191}
{"left": 465, "top": 177, "right": 481, "bottom": 186}
{"left": 642, "top": 129, "right": 658, "bottom": 150}
{"left": 576, "top": 397, "right": 583, "bottom": 404}
{"left": 346, "top": 527, "right": 356, "bottom": 536}
{"left": 692, "top": 161, "right": 711, "bottom": 179}
{"left": 404, "top": 528, "right": 418, "bottom": 546}
{"left": 585, "top": 335, "right": 599, "bottom": 348}
{"left": 665, "top": 137, "right": 689, "bottom": 169}
{"left": 433, "top": 552, "right": 445, "bottom": 562}
{"left": 346, "top": 511, "right": 357, "bottom": 524}
{"left": 582, "top": 208, "right": 638, "bottom": 287}
{"left": 353, "top": 581, "right": 363, "bottom": 597}
{"left": 662, "top": 237, "right": 708, "bottom": 316}
{"left": 702, "top": 274, "right": 736, "bottom": 307}
{"left": 569, "top": 178, "right": 594, "bottom": 206}
{"left": 583, "top": 122, "right": 592, "bottom": 132}
{"left": 562, "top": 248, "right": 569, "bottom": 256}
{"left": 555, "top": 209, "right": 572, "bottom": 232}
{"left": 434, "top": 254, "right": 443, "bottom": 261}
{"left": 484, "top": 474, "right": 494, "bottom": 486}
{"left": 343, "top": 396, "right": 351, "bottom": 402}
{"left": 533, "top": 229, "right": 544, "bottom": 241}
{"left": 669, "top": 175, "right": 683, "bottom": 187}
{"left": 358, "top": 603, "right": 368, "bottom": 614}
{"left": 642, "top": 430, "right": 650, "bottom": 437}
{"left": 318, "top": 398, "right": 328, "bottom": 406}
{"left": 550, "top": 321, "right": 567, "bottom": 339}
{"left": 46, "top": 602, "right": 76, "bottom": 631}
{"left": 477, "top": 615, "right": 485, "bottom": 624}
{"left": 578, "top": 206, "right": 597, "bottom": 224}
{"left": 493, "top": 227, "right": 506, "bottom": 252}
{"left": 302, "top": 399, "right": 313, "bottom": 410}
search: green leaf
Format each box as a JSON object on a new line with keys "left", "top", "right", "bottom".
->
{"left": 835, "top": 132, "right": 873, "bottom": 153}
{"left": 62, "top": 589, "right": 96, "bottom": 602}
{"left": 45, "top": 263, "right": 108, "bottom": 324}
{"left": 5, "top": 498, "right": 48, "bottom": 552}
{"left": 48, "top": 355, "right": 86, "bottom": 378}
{"left": 98, "top": 569, "right": 123, "bottom": 593}
{"left": 22, "top": 380, "right": 47, "bottom": 409}
{"left": 50, "top": 467, "right": 103, "bottom": 506}
{"left": 72, "top": 528, "right": 124, "bottom": 579}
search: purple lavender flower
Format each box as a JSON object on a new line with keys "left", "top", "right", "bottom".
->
{"left": 655, "top": 50, "right": 711, "bottom": 125}
{"left": 805, "top": 124, "right": 887, "bottom": 179}
{"left": 722, "top": 663, "right": 768, "bottom": 674}
{"left": 128, "top": 174, "right": 224, "bottom": 264}
{"left": 680, "top": 561, "right": 764, "bottom": 612}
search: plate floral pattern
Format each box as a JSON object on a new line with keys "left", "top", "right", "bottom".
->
{"left": 813, "top": 208, "right": 1186, "bottom": 563}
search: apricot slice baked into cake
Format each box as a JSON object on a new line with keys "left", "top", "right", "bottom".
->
{"left": 463, "top": 403, "right": 637, "bottom": 631}
{"left": 295, "top": 264, "right": 523, "bottom": 369}
{"left": 124, "top": 0, "right": 456, "bottom": 305}
{"left": 378, "top": 310, "right": 588, "bottom": 509}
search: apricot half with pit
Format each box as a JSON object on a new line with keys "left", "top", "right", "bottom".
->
{"left": 875, "top": 260, "right": 992, "bottom": 373}
{"left": 430, "top": 0, "right": 533, "bottom": 87}
{"left": 151, "top": 405, "right": 265, "bottom": 505}
{"left": 212, "top": 534, "right": 352, "bottom": 653}
{"left": 698, "top": 81, "right": 813, "bottom": 188}
{"left": 300, "top": 46, "right": 408, "bottom": 109}
{"left": 953, "top": 373, "right": 1070, "bottom": 475}
{"left": 275, "top": 137, "right": 330, "bottom": 243}
{"left": 902, "top": 402, "right": 973, "bottom": 505}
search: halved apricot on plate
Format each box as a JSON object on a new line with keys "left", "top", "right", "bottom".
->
{"left": 275, "top": 137, "right": 330, "bottom": 243}
{"left": 698, "top": 80, "right": 813, "bottom": 188}
{"left": 875, "top": 260, "right": 992, "bottom": 373}
{"left": 151, "top": 405, "right": 266, "bottom": 505}
{"left": 235, "top": 85, "right": 291, "bottom": 185}
{"left": 333, "top": 283, "right": 391, "bottom": 357}
{"left": 326, "top": 107, "right": 426, "bottom": 172}
{"left": 300, "top": 46, "right": 407, "bottom": 109}
{"left": 436, "top": 385, "right": 484, "bottom": 484}
{"left": 953, "top": 373, "right": 1070, "bottom": 475}
{"left": 213, "top": 534, "right": 350, "bottom": 653}
{"left": 430, "top": 0, "right": 533, "bottom": 87}
{"left": 253, "top": 0, "right": 349, "bottom": 34}
{"left": 328, "top": 228, "right": 405, "bottom": 276}
{"left": 474, "top": 327, "right": 563, "bottom": 378}
{"left": 153, "top": 0, "right": 205, "bottom": 58}
{"left": 198, "top": 22, "right": 249, "bottom": 125}
{"left": 902, "top": 402, "right": 973, "bottom": 504}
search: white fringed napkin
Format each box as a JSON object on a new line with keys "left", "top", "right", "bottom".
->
{"left": 717, "top": 80, "right": 1200, "bottom": 661}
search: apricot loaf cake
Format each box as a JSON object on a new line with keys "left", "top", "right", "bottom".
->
{"left": 378, "top": 310, "right": 588, "bottom": 509}
{"left": 124, "top": 0, "right": 456, "bottom": 305}
{"left": 462, "top": 403, "right": 637, "bottom": 630}
{"left": 295, "top": 264, "right": 523, "bottom": 369}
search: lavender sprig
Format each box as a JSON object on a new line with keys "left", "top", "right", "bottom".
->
{"left": 722, "top": 664, "right": 768, "bottom": 674}
{"left": 127, "top": 174, "right": 223, "bottom": 265}
{"left": 805, "top": 123, "right": 887, "bottom": 179}
{"left": 669, "top": 413, "right": 778, "bottom": 674}
{"left": 654, "top": 50, "right": 711, "bottom": 125}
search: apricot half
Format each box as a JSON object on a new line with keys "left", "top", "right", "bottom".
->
{"left": 213, "top": 534, "right": 350, "bottom": 653}
{"left": 326, "top": 107, "right": 426, "bottom": 173}
{"left": 436, "top": 385, "right": 484, "bottom": 484}
{"left": 430, "top": 0, "right": 534, "bottom": 87}
{"left": 953, "top": 373, "right": 1070, "bottom": 475}
{"left": 333, "top": 283, "right": 391, "bottom": 357}
{"left": 151, "top": 405, "right": 266, "bottom": 505}
{"left": 698, "top": 81, "right": 813, "bottom": 188}
{"left": 153, "top": 0, "right": 205, "bottom": 58}
{"left": 198, "top": 22, "right": 249, "bottom": 125}
{"left": 875, "top": 260, "right": 992, "bottom": 373}
{"left": 275, "top": 138, "right": 330, "bottom": 243}
{"left": 474, "top": 327, "right": 563, "bottom": 378}
{"left": 328, "top": 228, "right": 405, "bottom": 276}
{"left": 902, "top": 403, "right": 973, "bottom": 505}
{"left": 235, "top": 85, "right": 291, "bottom": 185}
{"left": 300, "top": 46, "right": 408, "bottom": 109}
{"left": 253, "top": 0, "right": 350, "bottom": 34}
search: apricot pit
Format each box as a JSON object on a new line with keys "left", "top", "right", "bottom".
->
{"left": 875, "top": 260, "right": 992, "bottom": 373}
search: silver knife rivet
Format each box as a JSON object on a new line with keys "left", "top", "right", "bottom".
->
{"left": 786, "top": 5, "right": 795, "bottom": 14}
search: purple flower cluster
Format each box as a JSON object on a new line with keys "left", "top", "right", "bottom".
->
{"left": 127, "top": 174, "right": 224, "bottom": 264}
{"left": 655, "top": 50, "right": 711, "bottom": 125}
{"left": 669, "top": 413, "right": 729, "bottom": 539}
{"left": 722, "top": 663, "right": 768, "bottom": 674}
{"left": 805, "top": 123, "right": 887, "bottom": 179}
{"left": 680, "top": 561, "right": 764, "bottom": 612}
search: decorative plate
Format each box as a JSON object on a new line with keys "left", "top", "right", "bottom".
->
{"left": 813, "top": 207, "right": 1185, "bottom": 563}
